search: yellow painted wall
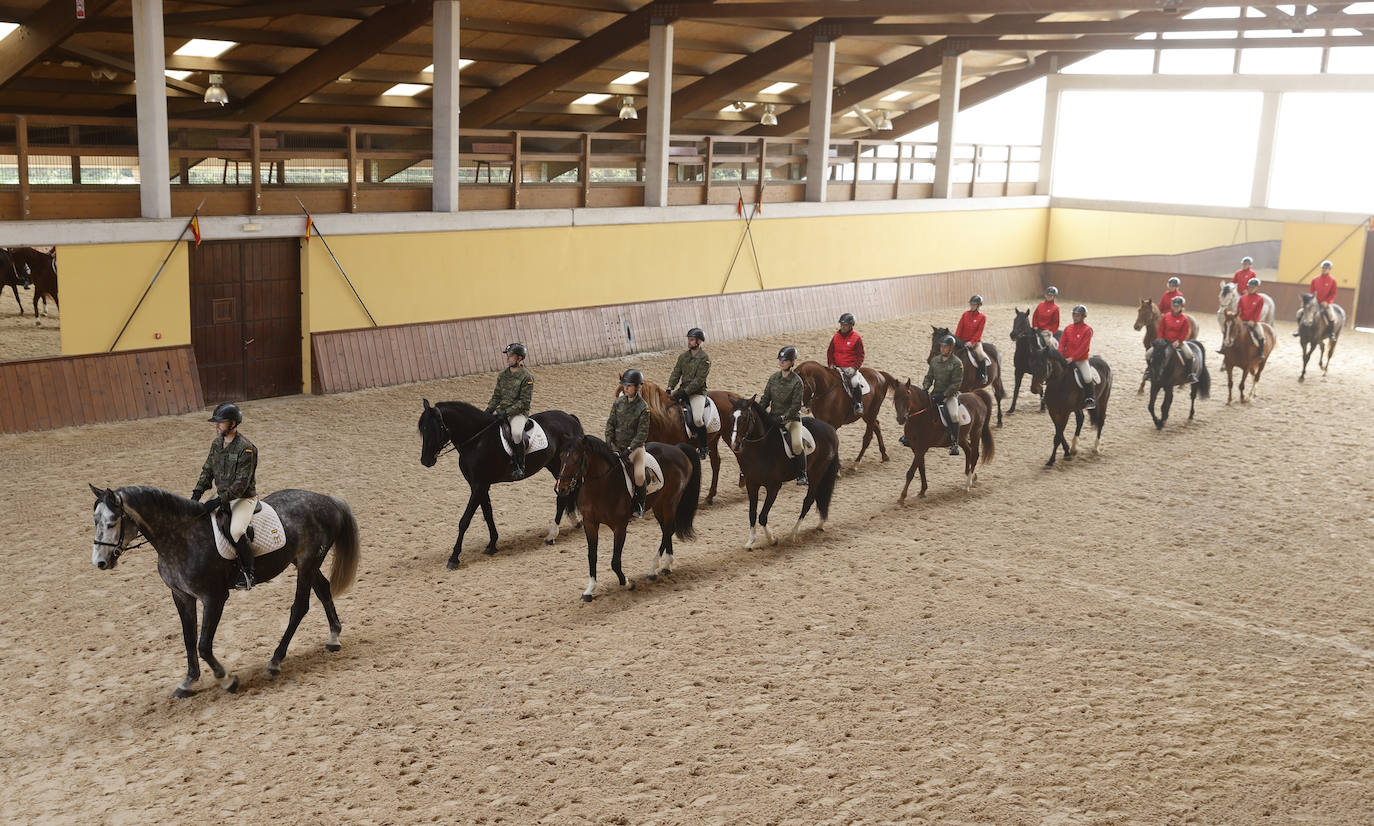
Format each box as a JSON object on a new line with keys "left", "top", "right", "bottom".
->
{"left": 59, "top": 242, "right": 190, "bottom": 355}
{"left": 1275, "top": 221, "right": 1367, "bottom": 288}
{"left": 1045, "top": 208, "right": 1284, "bottom": 261}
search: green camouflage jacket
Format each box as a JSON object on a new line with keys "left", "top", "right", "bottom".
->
{"left": 760, "top": 370, "right": 803, "bottom": 423}
{"left": 487, "top": 366, "right": 534, "bottom": 417}
{"left": 668, "top": 349, "right": 711, "bottom": 396}
{"left": 194, "top": 433, "right": 258, "bottom": 506}
{"left": 605, "top": 393, "right": 650, "bottom": 451}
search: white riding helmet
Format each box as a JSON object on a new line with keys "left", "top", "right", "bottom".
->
{"left": 1171, "top": 296, "right": 1186, "bottom": 307}
{"left": 1241, "top": 256, "right": 1253, "bottom": 265}
{"left": 1321, "top": 260, "right": 1333, "bottom": 269}
{"left": 1167, "top": 277, "right": 1181, "bottom": 287}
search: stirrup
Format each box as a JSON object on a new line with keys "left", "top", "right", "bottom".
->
{"left": 794, "top": 474, "right": 809, "bottom": 486}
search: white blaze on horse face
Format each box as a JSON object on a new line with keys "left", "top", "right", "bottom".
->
{"left": 92, "top": 501, "right": 120, "bottom": 568}
{"left": 731, "top": 410, "right": 743, "bottom": 451}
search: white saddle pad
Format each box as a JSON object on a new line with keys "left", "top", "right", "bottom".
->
{"left": 500, "top": 419, "right": 548, "bottom": 455}
{"left": 1073, "top": 365, "right": 1102, "bottom": 387}
{"left": 622, "top": 451, "right": 665, "bottom": 497}
{"left": 682, "top": 395, "right": 722, "bottom": 437}
{"left": 850, "top": 371, "right": 871, "bottom": 396}
{"left": 212, "top": 500, "right": 287, "bottom": 560}
{"left": 780, "top": 425, "right": 816, "bottom": 459}
{"left": 937, "top": 404, "right": 972, "bottom": 427}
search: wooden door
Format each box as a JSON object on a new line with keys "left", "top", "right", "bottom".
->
{"left": 190, "top": 238, "right": 301, "bottom": 404}
{"left": 1356, "top": 230, "right": 1374, "bottom": 329}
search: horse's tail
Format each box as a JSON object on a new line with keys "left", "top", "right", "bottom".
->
{"left": 813, "top": 454, "right": 840, "bottom": 521}
{"left": 1193, "top": 342, "right": 1211, "bottom": 400}
{"left": 672, "top": 443, "right": 702, "bottom": 541}
{"left": 327, "top": 496, "right": 361, "bottom": 596}
{"left": 977, "top": 389, "right": 995, "bottom": 464}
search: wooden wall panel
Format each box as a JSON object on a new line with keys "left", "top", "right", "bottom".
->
{"left": 0, "top": 345, "right": 204, "bottom": 434}
{"left": 310, "top": 263, "right": 1047, "bottom": 394}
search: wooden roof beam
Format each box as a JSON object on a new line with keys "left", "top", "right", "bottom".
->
{"left": 675, "top": 1, "right": 1251, "bottom": 18}
{"left": 158, "top": 0, "right": 387, "bottom": 26}
{"left": 0, "top": 0, "right": 118, "bottom": 90}
{"left": 838, "top": 13, "right": 1374, "bottom": 37}
{"left": 232, "top": 1, "right": 434, "bottom": 122}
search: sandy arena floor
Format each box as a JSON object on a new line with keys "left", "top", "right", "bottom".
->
{"left": 3, "top": 301, "right": 1373, "bottom": 824}
{"left": 0, "top": 287, "right": 60, "bottom": 362}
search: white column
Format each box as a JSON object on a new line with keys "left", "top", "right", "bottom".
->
{"left": 1250, "top": 90, "right": 1281, "bottom": 209}
{"left": 1036, "top": 77, "right": 1061, "bottom": 196}
{"left": 805, "top": 36, "right": 836, "bottom": 203}
{"left": 932, "top": 53, "right": 962, "bottom": 200}
{"left": 644, "top": 20, "right": 673, "bottom": 208}
{"left": 131, "top": 0, "right": 171, "bottom": 218}
{"left": 432, "top": 0, "right": 461, "bottom": 213}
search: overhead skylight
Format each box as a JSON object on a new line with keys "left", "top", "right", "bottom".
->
{"left": 1181, "top": 6, "right": 1239, "bottom": 17}
{"left": 383, "top": 83, "right": 429, "bottom": 96}
{"left": 173, "top": 39, "right": 236, "bottom": 58}
{"left": 1344, "top": 2, "right": 1374, "bottom": 12}
{"left": 880, "top": 91, "right": 909, "bottom": 102}
{"left": 572, "top": 93, "right": 612, "bottom": 105}
{"left": 721, "top": 101, "right": 755, "bottom": 112}
{"left": 165, "top": 70, "right": 193, "bottom": 81}
{"left": 0, "top": 22, "right": 18, "bottom": 41}
{"left": 423, "top": 60, "right": 472, "bottom": 72}
{"left": 612, "top": 71, "right": 649, "bottom": 85}
{"left": 760, "top": 81, "right": 797, "bottom": 95}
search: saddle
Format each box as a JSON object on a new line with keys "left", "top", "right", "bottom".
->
{"left": 934, "top": 401, "right": 972, "bottom": 427}
{"left": 1071, "top": 364, "right": 1102, "bottom": 388}
{"left": 619, "top": 451, "right": 665, "bottom": 497}
{"left": 211, "top": 500, "right": 286, "bottom": 560}
{"left": 779, "top": 425, "right": 816, "bottom": 459}
{"left": 499, "top": 419, "right": 548, "bottom": 455}
{"left": 681, "top": 395, "right": 722, "bottom": 436}
{"left": 835, "top": 368, "right": 870, "bottom": 396}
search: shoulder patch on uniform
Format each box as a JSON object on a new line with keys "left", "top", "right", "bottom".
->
{"left": 242, "top": 448, "right": 253, "bottom": 453}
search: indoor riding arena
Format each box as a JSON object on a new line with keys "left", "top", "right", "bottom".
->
{"left": 3, "top": 2, "right": 1374, "bottom": 823}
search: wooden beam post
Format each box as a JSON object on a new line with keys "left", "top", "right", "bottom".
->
{"left": 69, "top": 125, "right": 81, "bottom": 185}
{"left": 511, "top": 131, "right": 521, "bottom": 209}
{"left": 703, "top": 135, "right": 714, "bottom": 205}
{"left": 16, "top": 116, "right": 29, "bottom": 219}
{"left": 346, "top": 125, "right": 358, "bottom": 213}
{"left": 250, "top": 123, "right": 262, "bottom": 214}
{"left": 580, "top": 131, "right": 592, "bottom": 207}
{"left": 805, "top": 35, "right": 835, "bottom": 203}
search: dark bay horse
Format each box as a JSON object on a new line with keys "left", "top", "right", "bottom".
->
{"left": 795, "top": 360, "right": 894, "bottom": 463}
{"left": 8, "top": 247, "right": 57, "bottom": 320}
{"left": 620, "top": 379, "right": 739, "bottom": 505}
{"left": 1008, "top": 308, "right": 1047, "bottom": 415}
{"left": 1133, "top": 300, "right": 1198, "bottom": 394}
{"left": 1296, "top": 294, "right": 1344, "bottom": 382}
{"left": 928, "top": 327, "right": 1005, "bottom": 426}
{"left": 729, "top": 397, "right": 840, "bottom": 550}
{"left": 554, "top": 436, "right": 701, "bottom": 601}
{"left": 890, "top": 381, "right": 995, "bottom": 501}
{"left": 89, "top": 485, "right": 360, "bottom": 698}
{"left": 419, "top": 399, "right": 583, "bottom": 568}
{"left": 1220, "top": 312, "right": 1274, "bottom": 403}
{"left": 1145, "top": 338, "right": 1211, "bottom": 426}
{"left": 1029, "top": 345, "right": 1112, "bottom": 467}
{"left": 0, "top": 247, "right": 30, "bottom": 315}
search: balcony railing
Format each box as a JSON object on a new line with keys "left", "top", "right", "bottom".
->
{"left": 0, "top": 114, "right": 1039, "bottom": 220}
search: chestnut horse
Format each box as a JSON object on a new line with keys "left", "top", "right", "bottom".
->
{"left": 794, "top": 361, "right": 894, "bottom": 463}
{"left": 615, "top": 380, "right": 739, "bottom": 505}
{"left": 7, "top": 247, "right": 57, "bottom": 321}
{"left": 554, "top": 436, "right": 701, "bottom": 601}
{"left": 729, "top": 397, "right": 840, "bottom": 550}
{"left": 1133, "top": 300, "right": 1199, "bottom": 394}
{"left": 927, "top": 327, "right": 1005, "bottom": 426}
{"left": 0, "top": 248, "right": 29, "bottom": 314}
{"left": 1028, "top": 343, "right": 1112, "bottom": 468}
{"left": 1296, "top": 293, "right": 1344, "bottom": 382}
{"left": 1220, "top": 311, "right": 1275, "bottom": 403}
{"left": 890, "top": 381, "right": 995, "bottom": 501}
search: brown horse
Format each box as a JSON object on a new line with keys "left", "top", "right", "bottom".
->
{"left": 1132, "top": 300, "right": 1198, "bottom": 394}
{"left": 927, "top": 327, "right": 1005, "bottom": 426}
{"left": 1296, "top": 294, "right": 1344, "bottom": 382}
{"left": 729, "top": 397, "right": 840, "bottom": 550}
{"left": 8, "top": 247, "right": 57, "bottom": 322}
{"left": 890, "top": 381, "right": 995, "bottom": 501}
{"left": 794, "top": 361, "right": 894, "bottom": 463}
{"left": 1220, "top": 311, "right": 1275, "bottom": 404}
{"left": 0, "top": 248, "right": 29, "bottom": 315}
{"left": 1028, "top": 344, "right": 1112, "bottom": 467}
{"left": 554, "top": 436, "right": 701, "bottom": 602}
{"left": 616, "top": 380, "right": 739, "bottom": 505}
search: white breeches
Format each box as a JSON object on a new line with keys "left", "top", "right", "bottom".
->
{"left": 687, "top": 394, "right": 708, "bottom": 427}
{"left": 508, "top": 414, "right": 527, "bottom": 440}
{"left": 628, "top": 446, "right": 646, "bottom": 486}
{"left": 1073, "top": 360, "right": 1094, "bottom": 385}
{"left": 785, "top": 420, "right": 803, "bottom": 454}
{"left": 968, "top": 342, "right": 988, "bottom": 364}
{"left": 944, "top": 396, "right": 960, "bottom": 423}
{"left": 229, "top": 497, "right": 257, "bottom": 542}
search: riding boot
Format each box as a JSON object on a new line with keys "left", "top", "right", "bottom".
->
{"left": 694, "top": 424, "right": 709, "bottom": 460}
{"left": 1083, "top": 382, "right": 1097, "bottom": 410}
{"left": 792, "top": 454, "right": 809, "bottom": 487}
{"left": 511, "top": 443, "right": 526, "bottom": 479}
{"left": 976, "top": 361, "right": 989, "bottom": 385}
{"left": 632, "top": 484, "right": 647, "bottom": 519}
{"left": 231, "top": 535, "right": 256, "bottom": 591}
{"left": 946, "top": 420, "right": 960, "bottom": 456}
{"left": 849, "top": 385, "right": 864, "bottom": 416}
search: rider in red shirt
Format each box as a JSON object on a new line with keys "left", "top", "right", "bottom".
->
{"left": 1033, "top": 286, "right": 1060, "bottom": 346}
{"left": 1237, "top": 278, "right": 1268, "bottom": 357}
{"left": 1157, "top": 296, "right": 1197, "bottom": 383}
{"left": 954, "top": 295, "right": 991, "bottom": 385}
{"left": 1304, "top": 261, "right": 1339, "bottom": 341}
{"left": 827, "top": 312, "right": 866, "bottom": 415}
{"left": 1058, "top": 304, "right": 1097, "bottom": 410}
{"left": 1232, "top": 256, "right": 1257, "bottom": 294}
{"left": 1159, "top": 277, "right": 1184, "bottom": 319}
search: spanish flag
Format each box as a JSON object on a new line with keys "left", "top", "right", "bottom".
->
{"left": 304, "top": 214, "right": 314, "bottom": 244}
{"left": 189, "top": 214, "right": 201, "bottom": 246}
{"left": 736, "top": 193, "right": 744, "bottom": 217}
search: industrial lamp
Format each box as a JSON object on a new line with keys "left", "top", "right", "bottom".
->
{"left": 874, "top": 110, "right": 893, "bottom": 131}
{"left": 203, "top": 73, "right": 228, "bottom": 106}
{"left": 618, "top": 96, "right": 638, "bottom": 120}
{"left": 760, "top": 103, "right": 778, "bottom": 127}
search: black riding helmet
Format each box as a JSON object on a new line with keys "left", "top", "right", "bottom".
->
{"left": 969, "top": 295, "right": 983, "bottom": 305}
{"left": 939, "top": 334, "right": 956, "bottom": 348}
{"left": 777, "top": 346, "right": 798, "bottom": 362}
{"left": 208, "top": 402, "right": 242, "bottom": 424}
{"left": 838, "top": 313, "right": 856, "bottom": 326}
{"left": 686, "top": 327, "right": 705, "bottom": 342}
{"left": 1072, "top": 304, "right": 1087, "bottom": 317}
{"left": 504, "top": 342, "right": 527, "bottom": 359}
{"left": 620, "top": 369, "right": 644, "bottom": 386}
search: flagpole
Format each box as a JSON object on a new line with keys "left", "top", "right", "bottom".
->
{"left": 296, "top": 198, "right": 377, "bottom": 328}
{"left": 719, "top": 179, "right": 755, "bottom": 294}
{"left": 108, "top": 200, "right": 205, "bottom": 353}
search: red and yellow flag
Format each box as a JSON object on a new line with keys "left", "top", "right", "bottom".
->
{"left": 304, "top": 214, "right": 314, "bottom": 244}
{"left": 189, "top": 214, "right": 201, "bottom": 246}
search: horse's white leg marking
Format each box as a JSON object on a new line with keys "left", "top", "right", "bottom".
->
{"left": 790, "top": 516, "right": 804, "bottom": 540}
{"left": 965, "top": 471, "right": 974, "bottom": 492}
{"left": 648, "top": 551, "right": 662, "bottom": 579}
{"left": 583, "top": 576, "right": 597, "bottom": 599}
{"left": 745, "top": 525, "right": 756, "bottom": 550}
{"left": 544, "top": 521, "right": 560, "bottom": 543}
{"left": 762, "top": 524, "right": 775, "bottom": 546}
{"left": 328, "top": 627, "right": 341, "bottom": 647}
{"left": 1070, "top": 434, "right": 1079, "bottom": 455}
{"left": 217, "top": 672, "right": 237, "bottom": 690}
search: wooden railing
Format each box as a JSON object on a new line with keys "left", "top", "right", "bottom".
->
{"left": 0, "top": 114, "right": 1040, "bottom": 220}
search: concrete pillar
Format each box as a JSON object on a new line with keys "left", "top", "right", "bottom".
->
{"left": 932, "top": 53, "right": 963, "bottom": 199}
{"left": 1036, "top": 78, "right": 1060, "bottom": 197}
{"left": 805, "top": 36, "right": 836, "bottom": 203}
{"left": 644, "top": 20, "right": 673, "bottom": 207}
{"left": 1250, "top": 90, "right": 1281, "bottom": 209}
{"left": 131, "top": 0, "right": 171, "bottom": 218}
{"left": 432, "top": 0, "right": 461, "bottom": 213}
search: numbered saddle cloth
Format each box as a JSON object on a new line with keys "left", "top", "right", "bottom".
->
{"left": 212, "top": 500, "right": 287, "bottom": 560}
{"left": 780, "top": 425, "right": 816, "bottom": 459}
{"left": 621, "top": 451, "right": 665, "bottom": 497}
{"left": 500, "top": 419, "right": 548, "bottom": 455}
{"left": 937, "top": 404, "right": 972, "bottom": 427}
{"left": 682, "top": 395, "right": 723, "bottom": 436}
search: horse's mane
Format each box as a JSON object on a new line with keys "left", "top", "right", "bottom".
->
{"left": 118, "top": 485, "right": 200, "bottom": 517}
{"left": 580, "top": 434, "right": 623, "bottom": 465}
{"left": 637, "top": 381, "right": 674, "bottom": 417}
{"left": 747, "top": 396, "right": 780, "bottom": 430}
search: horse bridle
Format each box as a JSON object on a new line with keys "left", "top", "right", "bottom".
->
{"left": 553, "top": 440, "right": 615, "bottom": 495}
{"left": 427, "top": 407, "right": 499, "bottom": 461}
{"left": 93, "top": 505, "right": 151, "bottom": 562}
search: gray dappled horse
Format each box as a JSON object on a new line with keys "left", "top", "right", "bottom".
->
{"left": 1297, "top": 293, "right": 1345, "bottom": 382}
{"left": 89, "top": 485, "right": 360, "bottom": 698}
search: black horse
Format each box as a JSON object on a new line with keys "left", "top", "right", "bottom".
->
{"left": 419, "top": 399, "right": 583, "bottom": 569}
{"left": 928, "top": 326, "right": 1006, "bottom": 426}
{"left": 1007, "top": 308, "right": 1051, "bottom": 415}
{"left": 729, "top": 397, "right": 841, "bottom": 550}
{"left": 0, "top": 247, "right": 30, "bottom": 315}
{"left": 1145, "top": 338, "right": 1210, "bottom": 430}
{"left": 1028, "top": 345, "right": 1112, "bottom": 467}
{"left": 89, "top": 485, "right": 360, "bottom": 698}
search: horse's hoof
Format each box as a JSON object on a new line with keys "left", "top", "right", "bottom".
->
{"left": 445, "top": 557, "right": 461, "bottom": 570}
{"left": 661, "top": 567, "right": 672, "bottom": 576}
{"left": 482, "top": 547, "right": 498, "bottom": 556}
{"left": 581, "top": 594, "right": 594, "bottom": 602}
{"left": 917, "top": 492, "right": 927, "bottom": 499}
{"left": 266, "top": 661, "right": 281, "bottom": 676}
{"left": 225, "top": 675, "right": 241, "bottom": 693}
{"left": 544, "top": 539, "right": 555, "bottom": 546}
{"left": 172, "top": 687, "right": 196, "bottom": 699}
{"left": 646, "top": 573, "right": 658, "bottom": 582}
{"left": 325, "top": 642, "right": 342, "bottom": 652}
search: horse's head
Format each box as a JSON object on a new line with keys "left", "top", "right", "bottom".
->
{"left": 1218, "top": 282, "right": 1236, "bottom": 307}
{"left": 417, "top": 399, "right": 450, "bottom": 468}
{"left": 1298, "top": 293, "right": 1318, "bottom": 327}
{"left": 730, "top": 395, "right": 769, "bottom": 453}
{"left": 554, "top": 435, "right": 588, "bottom": 496}
{"left": 89, "top": 484, "right": 134, "bottom": 570}
{"left": 1133, "top": 298, "right": 1155, "bottom": 331}
{"left": 928, "top": 326, "right": 953, "bottom": 358}
{"left": 892, "top": 379, "right": 922, "bottom": 426}
{"left": 1010, "top": 308, "right": 1032, "bottom": 340}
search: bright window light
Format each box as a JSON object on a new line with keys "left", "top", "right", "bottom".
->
{"left": 0, "top": 22, "right": 17, "bottom": 41}
{"left": 760, "top": 81, "right": 797, "bottom": 95}
{"left": 1270, "top": 92, "right": 1374, "bottom": 211}
{"left": 1344, "top": 2, "right": 1374, "bottom": 11}
{"left": 1163, "top": 29, "right": 1237, "bottom": 39}
{"left": 897, "top": 78, "right": 1046, "bottom": 144}
{"left": 880, "top": 91, "right": 909, "bottom": 102}
{"left": 1159, "top": 48, "right": 1237, "bottom": 73}
{"left": 1062, "top": 49, "right": 1154, "bottom": 74}
{"left": 1182, "top": 6, "right": 1239, "bottom": 17}
{"left": 572, "top": 93, "right": 611, "bottom": 105}
{"left": 383, "top": 83, "right": 428, "bottom": 96}
{"left": 173, "top": 39, "right": 236, "bottom": 58}
{"left": 721, "top": 101, "right": 755, "bottom": 112}
{"left": 1328, "top": 46, "right": 1374, "bottom": 72}
{"left": 612, "top": 71, "right": 649, "bottom": 85}
{"left": 422, "top": 60, "right": 472, "bottom": 72}
{"left": 165, "top": 70, "right": 193, "bottom": 80}
{"left": 1239, "top": 47, "right": 1323, "bottom": 74}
